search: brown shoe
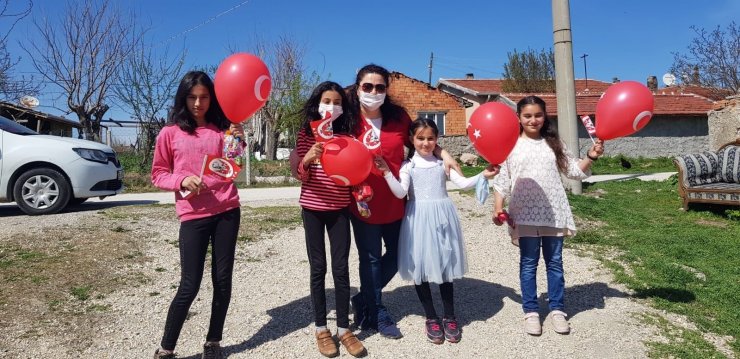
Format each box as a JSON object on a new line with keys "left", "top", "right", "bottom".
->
{"left": 338, "top": 331, "right": 367, "bottom": 357}
{"left": 315, "top": 329, "right": 339, "bottom": 358}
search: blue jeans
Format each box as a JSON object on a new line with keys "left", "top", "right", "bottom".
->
{"left": 519, "top": 236, "right": 565, "bottom": 313}
{"left": 351, "top": 216, "right": 401, "bottom": 326}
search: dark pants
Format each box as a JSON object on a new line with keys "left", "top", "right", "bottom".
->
{"left": 415, "top": 281, "right": 455, "bottom": 319}
{"left": 302, "top": 207, "right": 351, "bottom": 328}
{"left": 160, "top": 208, "right": 240, "bottom": 350}
{"left": 351, "top": 216, "right": 401, "bottom": 326}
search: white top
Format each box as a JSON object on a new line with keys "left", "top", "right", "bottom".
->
{"left": 492, "top": 137, "right": 589, "bottom": 238}
{"left": 384, "top": 153, "right": 481, "bottom": 199}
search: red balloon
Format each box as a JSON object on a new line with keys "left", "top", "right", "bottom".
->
{"left": 321, "top": 136, "right": 373, "bottom": 186}
{"left": 214, "top": 53, "right": 272, "bottom": 124}
{"left": 466, "top": 102, "right": 520, "bottom": 165}
{"left": 595, "top": 81, "right": 654, "bottom": 140}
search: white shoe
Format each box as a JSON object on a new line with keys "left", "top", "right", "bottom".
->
{"left": 550, "top": 310, "right": 570, "bottom": 334}
{"left": 523, "top": 312, "right": 541, "bottom": 336}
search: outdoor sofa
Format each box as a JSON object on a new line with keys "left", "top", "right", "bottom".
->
{"left": 673, "top": 138, "right": 740, "bottom": 208}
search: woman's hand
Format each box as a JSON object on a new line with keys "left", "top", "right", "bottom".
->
{"left": 181, "top": 175, "right": 206, "bottom": 192}
{"left": 229, "top": 123, "right": 245, "bottom": 139}
{"left": 482, "top": 164, "right": 500, "bottom": 179}
{"left": 434, "top": 146, "right": 461, "bottom": 176}
{"left": 302, "top": 142, "right": 324, "bottom": 168}
{"left": 588, "top": 139, "right": 605, "bottom": 160}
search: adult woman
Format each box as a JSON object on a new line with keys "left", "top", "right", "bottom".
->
{"left": 348, "top": 64, "right": 459, "bottom": 339}
{"left": 151, "top": 71, "right": 243, "bottom": 359}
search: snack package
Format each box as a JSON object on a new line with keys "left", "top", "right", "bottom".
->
{"left": 223, "top": 129, "right": 245, "bottom": 167}
{"left": 352, "top": 183, "right": 374, "bottom": 218}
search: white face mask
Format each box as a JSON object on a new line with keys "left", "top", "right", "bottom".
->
{"left": 359, "top": 91, "right": 385, "bottom": 112}
{"left": 318, "top": 103, "right": 343, "bottom": 122}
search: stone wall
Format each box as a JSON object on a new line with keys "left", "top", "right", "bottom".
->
{"left": 708, "top": 97, "right": 740, "bottom": 149}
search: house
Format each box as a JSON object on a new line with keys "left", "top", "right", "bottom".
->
{"left": 437, "top": 77, "right": 718, "bottom": 158}
{"left": 0, "top": 100, "right": 81, "bottom": 138}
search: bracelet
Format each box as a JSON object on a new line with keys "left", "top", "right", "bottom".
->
{"left": 586, "top": 153, "right": 599, "bottom": 161}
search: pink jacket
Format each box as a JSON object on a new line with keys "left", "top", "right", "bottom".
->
{"left": 151, "top": 124, "right": 240, "bottom": 222}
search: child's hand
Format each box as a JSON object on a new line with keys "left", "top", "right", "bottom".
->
{"left": 492, "top": 210, "right": 515, "bottom": 228}
{"left": 181, "top": 175, "right": 206, "bottom": 192}
{"left": 303, "top": 142, "right": 324, "bottom": 166}
{"left": 374, "top": 156, "right": 391, "bottom": 175}
{"left": 229, "top": 123, "right": 245, "bottom": 140}
{"left": 482, "top": 164, "right": 500, "bottom": 179}
{"left": 588, "top": 139, "right": 605, "bottom": 160}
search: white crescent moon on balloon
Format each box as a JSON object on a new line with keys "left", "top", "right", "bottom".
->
{"left": 330, "top": 175, "right": 350, "bottom": 186}
{"left": 632, "top": 110, "right": 652, "bottom": 131}
{"left": 254, "top": 75, "right": 270, "bottom": 102}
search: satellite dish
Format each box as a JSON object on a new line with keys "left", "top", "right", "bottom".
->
{"left": 662, "top": 73, "right": 677, "bottom": 87}
{"left": 19, "top": 95, "right": 40, "bottom": 108}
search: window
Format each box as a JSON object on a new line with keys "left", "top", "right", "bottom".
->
{"left": 418, "top": 112, "right": 446, "bottom": 136}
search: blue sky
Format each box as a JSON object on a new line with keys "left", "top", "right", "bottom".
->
{"left": 4, "top": 0, "right": 739, "bottom": 121}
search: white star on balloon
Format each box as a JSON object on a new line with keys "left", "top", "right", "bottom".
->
{"left": 473, "top": 129, "right": 481, "bottom": 139}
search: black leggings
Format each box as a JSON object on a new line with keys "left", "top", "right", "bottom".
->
{"left": 414, "top": 281, "right": 455, "bottom": 320}
{"left": 302, "top": 207, "right": 351, "bottom": 328}
{"left": 160, "top": 208, "right": 240, "bottom": 350}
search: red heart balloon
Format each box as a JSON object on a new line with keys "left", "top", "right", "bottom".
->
{"left": 595, "top": 81, "right": 654, "bottom": 140}
{"left": 466, "top": 102, "right": 520, "bottom": 165}
{"left": 320, "top": 136, "right": 373, "bottom": 186}
{"left": 214, "top": 53, "right": 272, "bottom": 124}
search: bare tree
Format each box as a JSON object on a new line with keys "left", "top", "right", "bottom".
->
{"left": 0, "top": 0, "right": 38, "bottom": 101}
{"left": 502, "top": 48, "right": 556, "bottom": 93}
{"left": 22, "top": 0, "right": 136, "bottom": 141}
{"left": 671, "top": 22, "right": 740, "bottom": 94}
{"left": 114, "top": 36, "right": 185, "bottom": 170}
{"left": 250, "top": 35, "right": 318, "bottom": 160}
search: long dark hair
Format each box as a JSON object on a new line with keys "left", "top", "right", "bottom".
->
{"left": 516, "top": 95, "right": 567, "bottom": 173}
{"left": 407, "top": 117, "right": 439, "bottom": 159}
{"left": 300, "top": 81, "right": 356, "bottom": 136}
{"left": 167, "top": 71, "right": 229, "bottom": 134}
{"left": 346, "top": 63, "right": 407, "bottom": 124}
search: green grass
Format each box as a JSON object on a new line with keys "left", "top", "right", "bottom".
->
{"left": 590, "top": 155, "right": 676, "bottom": 175}
{"left": 569, "top": 179, "right": 740, "bottom": 357}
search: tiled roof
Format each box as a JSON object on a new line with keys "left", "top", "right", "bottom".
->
{"left": 656, "top": 85, "right": 733, "bottom": 101}
{"left": 440, "top": 78, "right": 613, "bottom": 95}
{"left": 503, "top": 93, "right": 715, "bottom": 117}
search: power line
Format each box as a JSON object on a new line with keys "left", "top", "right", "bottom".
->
{"left": 157, "top": 0, "right": 251, "bottom": 47}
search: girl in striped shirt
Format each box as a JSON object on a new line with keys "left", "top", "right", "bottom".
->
{"left": 294, "top": 81, "right": 366, "bottom": 358}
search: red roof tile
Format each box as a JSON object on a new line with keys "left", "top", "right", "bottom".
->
{"left": 442, "top": 78, "right": 614, "bottom": 94}
{"left": 503, "top": 93, "right": 715, "bottom": 117}
{"left": 656, "top": 85, "right": 732, "bottom": 101}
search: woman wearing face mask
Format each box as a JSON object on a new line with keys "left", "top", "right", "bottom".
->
{"left": 294, "top": 81, "right": 366, "bottom": 357}
{"left": 347, "top": 64, "right": 460, "bottom": 339}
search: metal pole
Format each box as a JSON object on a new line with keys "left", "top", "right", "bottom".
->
{"left": 552, "top": 0, "right": 581, "bottom": 194}
{"left": 580, "top": 53, "right": 588, "bottom": 90}
{"left": 428, "top": 52, "right": 434, "bottom": 85}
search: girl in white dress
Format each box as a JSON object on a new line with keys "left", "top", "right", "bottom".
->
{"left": 376, "top": 118, "right": 498, "bottom": 344}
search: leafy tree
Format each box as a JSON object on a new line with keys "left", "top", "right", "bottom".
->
{"left": 502, "top": 48, "right": 555, "bottom": 93}
{"left": 22, "top": 0, "right": 137, "bottom": 141}
{"left": 0, "top": 0, "right": 38, "bottom": 101}
{"left": 670, "top": 21, "right": 740, "bottom": 94}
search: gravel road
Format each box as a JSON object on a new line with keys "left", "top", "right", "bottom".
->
{"left": 1, "top": 192, "right": 659, "bottom": 358}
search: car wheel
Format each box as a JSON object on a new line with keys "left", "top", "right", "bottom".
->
{"left": 13, "top": 168, "right": 71, "bottom": 215}
{"left": 67, "top": 197, "right": 89, "bottom": 206}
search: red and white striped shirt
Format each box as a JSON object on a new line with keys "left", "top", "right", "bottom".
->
{"left": 294, "top": 129, "right": 351, "bottom": 210}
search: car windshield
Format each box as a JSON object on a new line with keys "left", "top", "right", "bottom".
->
{"left": 0, "top": 115, "right": 38, "bottom": 135}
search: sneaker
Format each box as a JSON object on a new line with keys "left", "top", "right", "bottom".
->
{"left": 315, "top": 329, "right": 339, "bottom": 358}
{"left": 524, "top": 312, "right": 542, "bottom": 336}
{"left": 153, "top": 348, "right": 176, "bottom": 359}
{"left": 442, "top": 317, "right": 462, "bottom": 343}
{"left": 338, "top": 330, "right": 367, "bottom": 357}
{"left": 377, "top": 318, "right": 403, "bottom": 339}
{"left": 550, "top": 310, "right": 570, "bottom": 334}
{"left": 202, "top": 342, "right": 223, "bottom": 359}
{"left": 350, "top": 293, "right": 366, "bottom": 329}
{"left": 424, "top": 319, "right": 444, "bottom": 344}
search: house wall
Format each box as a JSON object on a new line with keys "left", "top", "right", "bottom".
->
{"left": 389, "top": 74, "right": 467, "bottom": 135}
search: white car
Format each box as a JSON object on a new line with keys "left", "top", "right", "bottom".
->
{"left": 0, "top": 115, "right": 124, "bottom": 215}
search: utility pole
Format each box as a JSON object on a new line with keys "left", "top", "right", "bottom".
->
{"left": 428, "top": 52, "right": 434, "bottom": 85}
{"left": 580, "top": 53, "right": 588, "bottom": 90}
{"left": 552, "top": 0, "right": 581, "bottom": 194}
